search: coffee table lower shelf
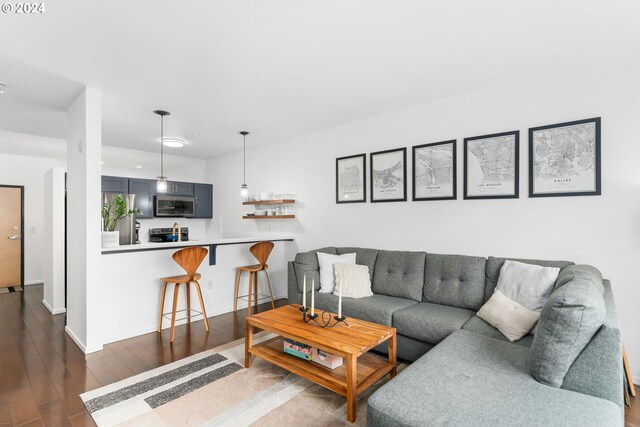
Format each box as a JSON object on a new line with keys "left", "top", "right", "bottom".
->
{"left": 249, "top": 337, "right": 395, "bottom": 397}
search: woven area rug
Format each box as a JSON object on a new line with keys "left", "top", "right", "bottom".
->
{"left": 81, "top": 332, "right": 401, "bottom": 426}
{"left": 0, "top": 285, "right": 23, "bottom": 294}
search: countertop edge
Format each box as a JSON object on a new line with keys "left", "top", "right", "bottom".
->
{"left": 101, "top": 236, "right": 294, "bottom": 255}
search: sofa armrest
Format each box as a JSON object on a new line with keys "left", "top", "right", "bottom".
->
{"left": 561, "top": 281, "right": 623, "bottom": 408}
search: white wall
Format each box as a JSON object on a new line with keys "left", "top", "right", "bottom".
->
{"left": 43, "top": 167, "right": 66, "bottom": 314}
{"left": 0, "top": 152, "right": 65, "bottom": 284}
{"left": 206, "top": 67, "right": 640, "bottom": 379}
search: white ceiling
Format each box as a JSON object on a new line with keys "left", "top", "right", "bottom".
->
{"left": 0, "top": 0, "right": 638, "bottom": 159}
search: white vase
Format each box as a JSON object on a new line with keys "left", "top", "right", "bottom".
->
{"left": 102, "top": 231, "right": 120, "bottom": 248}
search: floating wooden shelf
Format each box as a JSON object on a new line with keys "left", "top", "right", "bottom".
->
{"left": 243, "top": 215, "right": 295, "bottom": 219}
{"left": 242, "top": 199, "right": 296, "bottom": 205}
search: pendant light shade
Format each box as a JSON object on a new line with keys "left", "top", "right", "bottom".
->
{"left": 154, "top": 110, "right": 170, "bottom": 193}
{"left": 240, "top": 131, "right": 250, "bottom": 198}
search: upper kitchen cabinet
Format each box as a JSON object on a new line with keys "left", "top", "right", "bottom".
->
{"left": 102, "top": 176, "right": 129, "bottom": 193}
{"left": 194, "top": 183, "right": 213, "bottom": 218}
{"left": 166, "top": 181, "right": 194, "bottom": 197}
{"left": 129, "top": 178, "right": 156, "bottom": 219}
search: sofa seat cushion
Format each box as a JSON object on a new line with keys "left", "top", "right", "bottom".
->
{"left": 462, "top": 315, "right": 533, "bottom": 347}
{"left": 314, "top": 293, "right": 417, "bottom": 326}
{"left": 393, "top": 302, "right": 474, "bottom": 344}
{"left": 367, "top": 330, "right": 621, "bottom": 427}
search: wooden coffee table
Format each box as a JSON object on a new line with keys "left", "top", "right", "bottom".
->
{"left": 245, "top": 304, "right": 397, "bottom": 422}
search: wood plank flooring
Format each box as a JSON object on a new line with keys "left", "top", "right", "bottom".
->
{"left": 0, "top": 284, "right": 285, "bottom": 426}
{"left": 0, "top": 284, "right": 637, "bottom": 426}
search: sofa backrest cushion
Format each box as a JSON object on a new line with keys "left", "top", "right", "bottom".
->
{"left": 529, "top": 277, "right": 606, "bottom": 387}
{"left": 294, "top": 247, "right": 336, "bottom": 292}
{"left": 372, "top": 250, "right": 426, "bottom": 301}
{"left": 485, "top": 256, "right": 574, "bottom": 302}
{"left": 423, "top": 254, "right": 486, "bottom": 310}
{"left": 555, "top": 264, "right": 604, "bottom": 294}
{"left": 336, "top": 247, "right": 379, "bottom": 279}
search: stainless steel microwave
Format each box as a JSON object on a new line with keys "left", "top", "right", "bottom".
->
{"left": 154, "top": 195, "right": 196, "bottom": 217}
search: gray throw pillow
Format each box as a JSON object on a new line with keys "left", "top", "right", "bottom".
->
{"left": 529, "top": 278, "right": 606, "bottom": 387}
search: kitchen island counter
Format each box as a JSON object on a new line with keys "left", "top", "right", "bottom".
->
{"left": 78, "top": 236, "right": 296, "bottom": 353}
{"left": 101, "top": 235, "right": 294, "bottom": 258}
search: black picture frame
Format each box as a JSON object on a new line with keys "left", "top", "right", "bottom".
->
{"left": 463, "top": 130, "right": 519, "bottom": 200}
{"left": 529, "top": 117, "right": 601, "bottom": 198}
{"left": 336, "top": 153, "right": 366, "bottom": 204}
{"left": 370, "top": 147, "right": 407, "bottom": 203}
{"left": 412, "top": 140, "right": 457, "bottom": 201}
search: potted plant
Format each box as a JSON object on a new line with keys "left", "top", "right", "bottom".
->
{"left": 101, "top": 194, "right": 142, "bottom": 248}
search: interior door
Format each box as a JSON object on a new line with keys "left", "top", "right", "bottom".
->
{"left": 0, "top": 186, "right": 23, "bottom": 288}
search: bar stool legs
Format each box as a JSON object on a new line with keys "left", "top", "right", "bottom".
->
{"left": 263, "top": 270, "right": 275, "bottom": 309}
{"left": 170, "top": 283, "right": 181, "bottom": 342}
{"left": 158, "top": 281, "right": 168, "bottom": 333}
{"left": 194, "top": 281, "right": 210, "bottom": 332}
{"left": 234, "top": 270, "right": 241, "bottom": 312}
{"left": 158, "top": 281, "right": 210, "bottom": 343}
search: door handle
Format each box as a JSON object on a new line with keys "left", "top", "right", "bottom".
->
{"left": 7, "top": 235, "right": 20, "bottom": 240}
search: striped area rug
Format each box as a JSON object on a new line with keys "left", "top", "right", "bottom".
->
{"left": 81, "top": 332, "right": 398, "bottom": 426}
{"left": 0, "top": 285, "right": 22, "bottom": 294}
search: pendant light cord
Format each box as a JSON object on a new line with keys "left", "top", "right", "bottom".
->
{"left": 243, "top": 133, "right": 246, "bottom": 185}
{"left": 160, "top": 114, "right": 164, "bottom": 178}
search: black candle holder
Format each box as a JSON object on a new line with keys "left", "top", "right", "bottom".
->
{"left": 299, "top": 305, "right": 348, "bottom": 328}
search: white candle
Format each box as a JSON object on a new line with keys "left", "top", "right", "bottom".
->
{"left": 311, "top": 279, "right": 315, "bottom": 316}
{"left": 302, "top": 275, "right": 307, "bottom": 307}
{"left": 338, "top": 282, "right": 342, "bottom": 318}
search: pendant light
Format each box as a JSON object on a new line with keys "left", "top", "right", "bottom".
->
{"left": 154, "top": 110, "right": 170, "bottom": 193}
{"left": 240, "top": 131, "right": 250, "bottom": 198}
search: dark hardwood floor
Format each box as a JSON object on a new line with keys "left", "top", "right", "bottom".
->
{"left": 0, "top": 284, "right": 286, "bottom": 426}
{"left": 0, "top": 284, "right": 637, "bottom": 426}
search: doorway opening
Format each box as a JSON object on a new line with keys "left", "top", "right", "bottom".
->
{"left": 0, "top": 185, "right": 24, "bottom": 293}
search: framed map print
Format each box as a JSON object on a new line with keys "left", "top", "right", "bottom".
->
{"left": 370, "top": 148, "right": 407, "bottom": 202}
{"left": 336, "top": 153, "right": 366, "bottom": 203}
{"left": 464, "top": 131, "right": 519, "bottom": 199}
{"left": 412, "top": 140, "right": 457, "bottom": 201}
{"left": 529, "top": 117, "right": 601, "bottom": 197}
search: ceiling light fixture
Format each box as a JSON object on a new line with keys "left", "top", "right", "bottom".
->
{"left": 136, "top": 165, "right": 142, "bottom": 169}
{"left": 0, "top": 81, "right": 6, "bottom": 94}
{"left": 153, "top": 109, "right": 171, "bottom": 193}
{"left": 162, "top": 137, "right": 186, "bottom": 148}
{"left": 240, "top": 131, "right": 250, "bottom": 199}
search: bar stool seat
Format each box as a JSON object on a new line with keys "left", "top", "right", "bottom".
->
{"left": 234, "top": 242, "right": 275, "bottom": 315}
{"left": 237, "top": 264, "right": 268, "bottom": 272}
{"left": 158, "top": 247, "right": 209, "bottom": 343}
{"left": 160, "top": 273, "right": 202, "bottom": 283}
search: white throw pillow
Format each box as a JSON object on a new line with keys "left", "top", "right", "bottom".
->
{"left": 496, "top": 260, "right": 560, "bottom": 312}
{"left": 477, "top": 290, "right": 541, "bottom": 342}
{"left": 317, "top": 252, "right": 356, "bottom": 293}
{"left": 333, "top": 263, "right": 373, "bottom": 299}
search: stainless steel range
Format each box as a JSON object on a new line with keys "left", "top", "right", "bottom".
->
{"left": 149, "top": 227, "right": 189, "bottom": 243}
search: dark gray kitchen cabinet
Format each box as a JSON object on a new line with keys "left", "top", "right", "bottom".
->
{"left": 101, "top": 176, "right": 129, "bottom": 193}
{"left": 128, "top": 178, "right": 156, "bottom": 219}
{"left": 167, "top": 181, "right": 194, "bottom": 197}
{"left": 194, "top": 183, "right": 213, "bottom": 218}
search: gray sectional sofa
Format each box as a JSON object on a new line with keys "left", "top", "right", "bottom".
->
{"left": 287, "top": 247, "right": 623, "bottom": 426}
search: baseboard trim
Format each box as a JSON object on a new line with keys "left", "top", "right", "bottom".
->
{"left": 24, "top": 281, "right": 43, "bottom": 286}
{"left": 42, "top": 299, "right": 66, "bottom": 315}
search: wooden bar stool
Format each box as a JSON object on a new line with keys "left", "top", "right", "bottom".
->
{"left": 158, "top": 246, "right": 210, "bottom": 342}
{"left": 234, "top": 241, "right": 275, "bottom": 315}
